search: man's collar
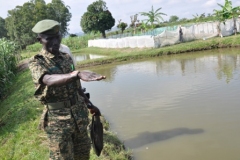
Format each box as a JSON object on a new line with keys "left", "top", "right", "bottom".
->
{"left": 40, "top": 49, "right": 62, "bottom": 59}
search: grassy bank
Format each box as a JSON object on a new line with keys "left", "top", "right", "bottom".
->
{"left": 0, "top": 69, "right": 132, "bottom": 160}
{"left": 74, "top": 34, "right": 240, "bottom": 68}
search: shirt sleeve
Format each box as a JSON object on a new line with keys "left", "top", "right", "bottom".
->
{"left": 28, "top": 56, "right": 49, "bottom": 85}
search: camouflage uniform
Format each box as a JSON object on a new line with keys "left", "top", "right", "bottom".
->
{"left": 29, "top": 49, "right": 91, "bottom": 160}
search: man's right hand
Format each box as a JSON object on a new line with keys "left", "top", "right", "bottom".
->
{"left": 77, "top": 70, "right": 106, "bottom": 82}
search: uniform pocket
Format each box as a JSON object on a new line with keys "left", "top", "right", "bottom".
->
{"left": 45, "top": 109, "right": 74, "bottom": 135}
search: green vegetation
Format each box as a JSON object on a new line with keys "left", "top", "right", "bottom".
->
{"left": 139, "top": 5, "right": 167, "bottom": 29}
{"left": 117, "top": 21, "right": 128, "bottom": 34}
{"left": 215, "top": 0, "right": 240, "bottom": 35}
{"left": 73, "top": 33, "right": 240, "bottom": 68}
{"left": 0, "top": 38, "right": 19, "bottom": 99}
{"left": 0, "top": 17, "right": 7, "bottom": 38}
{"left": 80, "top": 0, "right": 115, "bottom": 38}
{"left": 4, "top": 0, "right": 71, "bottom": 48}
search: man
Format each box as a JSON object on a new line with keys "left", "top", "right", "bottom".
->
{"left": 28, "top": 19, "right": 105, "bottom": 160}
{"left": 179, "top": 25, "right": 183, "bottom": 42}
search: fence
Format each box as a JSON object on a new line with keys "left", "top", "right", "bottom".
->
{"left": 88, "top": 19, "right": 240, "bottom": 48}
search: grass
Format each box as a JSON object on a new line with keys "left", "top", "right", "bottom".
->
{"left": 0, "top": 69, "right": 132, "bottom": 160}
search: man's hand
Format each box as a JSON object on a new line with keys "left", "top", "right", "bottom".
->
{"left": 77, "top": 70, "right": 106, "bottom": 82}
{"left": 89, "top": 105, "right": 101, "bottom": 116}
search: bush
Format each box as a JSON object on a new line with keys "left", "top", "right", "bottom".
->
{"left": 61, "top": 33, "right": 96, "bottom": 50}
{"left": 25, "top": 43, "right": 42, "bottom": 52}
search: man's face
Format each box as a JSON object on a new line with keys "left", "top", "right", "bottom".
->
{"left": 38, "top": 33, "right": 62, "bottom": 54}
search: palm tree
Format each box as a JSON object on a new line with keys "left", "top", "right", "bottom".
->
{"left": 213, "top": 9, "right": 225, "bottom": 37}
{"left": 216, "top": 0, "right": 240, "bottom": 35}
{"left": 139, "top": 5, "right": 167, "bottom": 29}
{"left": 192, "top": 13, "right": 202, "bottom": 23}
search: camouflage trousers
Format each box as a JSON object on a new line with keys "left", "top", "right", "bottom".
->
{"left": 45, "top": 108, "right": 91, "bottom": 160}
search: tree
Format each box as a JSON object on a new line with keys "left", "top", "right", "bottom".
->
{"left": 5, "top": 2, "right": 36, "bottom": 47}
{"left": 139, "top": 5, "right": 167, "bottom": 29}
{"left": 46, "top": 0, "right": 72, "bottom": 36}
{"left": 5, "top": 0, "right": 72, "bottom": 48}
{"left": 169, "top": 15, "right": 179, "bottom": 23}
{"left": 80, "top": 0, "right": 115, "bottom": 38}
{"left": 213, "top": 9, "right": 225, "bottom": 37}
{"left": 117, "top": 20, "right": 128, "bottom": 34}
{"left": 192, "top": 13, "right": 202, "bottom": 23}
{"left": 0, "top": 17, "right": 7, "bottom": 38}
{"left": 137, "top": 20, "right": 149, "bottom": 33}
{"left": 215, "top": 0, "right": 240, "bottom": 35}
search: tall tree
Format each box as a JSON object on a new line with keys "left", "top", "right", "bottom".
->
{"left": 0, "top": 17, "right": 7, "bottom": 38}
{"left": 139, "top": 5, "right": 167, "bottom": 29}
{"left": 80, "top": 0, "right": 115, "bottom": 38}
{"left": 47, "top": 0, "right": 72, "bottom": 36}
{"left": 5, "top": 2, "right": 36, "bottom": 47}
{"left": 5, "top": 0, "right": 71, "bottom": 48}
{"left": 215, "top": 0, "right": 240, "bottom": 35}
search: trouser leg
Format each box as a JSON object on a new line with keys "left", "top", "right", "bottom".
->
{"left": 72, "top": 126, "right": 91, "bottom": 160}
{"left": 48, "top": 132, "right": 74, "bottom": 160}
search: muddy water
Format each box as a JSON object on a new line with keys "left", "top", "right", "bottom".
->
{"left": 81, "top": 48, "right": 240, "bottom": 160}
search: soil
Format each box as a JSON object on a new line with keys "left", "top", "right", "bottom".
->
{"left": 17, "top": 59, "right": 29, "bottom": 71}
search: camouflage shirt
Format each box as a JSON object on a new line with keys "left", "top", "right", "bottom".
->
{"left": 28, "top": 49, "right": 89, "bottom": 132}
{"left": 28, "top": 49, "right": 79, "bottom": 103}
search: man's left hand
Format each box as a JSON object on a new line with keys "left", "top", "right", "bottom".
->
{"left": 89, "top": 105, "right": 101, "bottom": 116}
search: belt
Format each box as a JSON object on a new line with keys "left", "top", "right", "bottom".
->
{"left": 46, "top": 96, "right": 79, "bottom": 110}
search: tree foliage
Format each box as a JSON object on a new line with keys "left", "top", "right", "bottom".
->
{"left": 139, "top": 5, "right": 167, "bottom": 29}
{"left": 5, "top": 0, "right": 71, "bottom": 48}
{"left": 169, "top": 15, "right": 179, "bottom": 22}
{"left": 117, "top": 22, "right": 128, "bottom": 34}
{"left": 0, "top": 17, "right": 7, "bottom": 38}
{"left": 80, "top": 0, "right": 115, "bottom": 38}
{"left": 214, "top": 0, "right": 240, "bottom": 35}
{"left": 46, "top": 0, "right": 72, "bottom": 36}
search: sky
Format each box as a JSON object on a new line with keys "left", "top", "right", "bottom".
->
{"left": 0, "top": 0, "right": 240, "bottom": 34}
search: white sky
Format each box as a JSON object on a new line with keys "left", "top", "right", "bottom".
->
{"left": 0, "top": 0, "right": 240, "bottom": 34}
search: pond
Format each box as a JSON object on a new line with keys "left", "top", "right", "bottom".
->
{"left": 81, "top": 48, "right": 240, "bottom": 160}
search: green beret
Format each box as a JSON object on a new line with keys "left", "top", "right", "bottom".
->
{"left": 32, "top": 19, "right": 60, "bottom": 34}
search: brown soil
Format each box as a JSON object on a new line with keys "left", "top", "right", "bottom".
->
{"left": 17, "top": 59, "right": 29, "bottom": 71}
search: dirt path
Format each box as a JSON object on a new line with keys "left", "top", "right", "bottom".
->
{"left": 17, "top": 59, "right": 29, "bottom": 71}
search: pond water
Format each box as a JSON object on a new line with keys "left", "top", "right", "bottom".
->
{"left": 81, "top": 48, "right": 240, "bottom": 160}
{"left": 73, "top": 54, "right": 106, "bottom": 62}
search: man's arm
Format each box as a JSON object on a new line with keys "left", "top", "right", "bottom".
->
{"left": 42, "top": 71, "right": 78, "bottom": 87}
{"left": 42, "top": 71, "right": 106, "bottom": 87}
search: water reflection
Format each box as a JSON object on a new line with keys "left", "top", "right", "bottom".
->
{"left": 126, "top": 128, "right": 204, "bottom": 149}
{"left": 73, "top": 54, "right": 106, "bottom": 62}
{"left": 87, "top": 49, "right": 239, "bottom": 84}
